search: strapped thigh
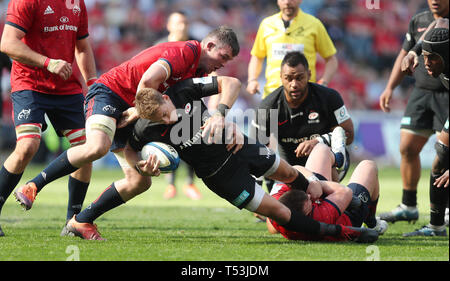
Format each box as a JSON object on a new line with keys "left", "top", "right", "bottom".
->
{"left": 15, "top": 123, "right": 42, "bottom": 141}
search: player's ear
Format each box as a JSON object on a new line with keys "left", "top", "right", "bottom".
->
{"left": 206, "top": 41, "right": 216, "bottom": 51}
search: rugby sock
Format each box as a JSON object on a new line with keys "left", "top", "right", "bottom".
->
{"left": 31, "top": 151, "right": 79, "bottom": 192}
{"left": 401, "top": 189, "right": 417, "bottom": 207}
{"left": 66, "top": 176, "right": 89, "bottom": 220}
{"left": 280, "top": 209, "right": 321, "bottom": 236}
{"left": 75, "top": 183, "right": 124, "bottom": 224}
{"left": 364, "top": 196, "right": 379, "bottom": 228}
{"left": 0, "top": 166, "right": 23, "bottom": 212}
{"left": 430, "top": 173, "right": 448, "bottom": 226}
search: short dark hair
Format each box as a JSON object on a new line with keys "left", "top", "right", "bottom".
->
{"left": 278, "top": 189, "right": 309, "bottom": 215}
{"left": 203, "top": 26, "right": 240, "bottom": 57}
{"left": 281, "top": 51, "right": 309, "bottom": 70}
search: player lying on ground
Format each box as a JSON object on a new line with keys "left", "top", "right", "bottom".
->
{"left": 266, "top": 143, "right": 388, "bottom": 242}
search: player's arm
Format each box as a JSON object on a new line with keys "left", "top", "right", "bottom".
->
{"left": 119, "top": 60, "right": 172, "bottom": 129}
{"left": 0, "top": 24, "right": 72, "bottom": 80}
{"left": 75, "top": 37, "right": 97, "bottom": 87}
{"left": 318, "top": 54, "right": 338, "bottom": 86}
{"left": 216, "top": 76, "right": 241, "bottom": 111}
{"left": 137, "top": 59, "right": 171, "bottom": 94}
{"left": 246, "top": 55, "right": 264, "bottom": 95}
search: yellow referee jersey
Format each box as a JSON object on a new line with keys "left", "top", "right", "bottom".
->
{"left": 251, "top": 9, "right": 337, "bottom": 97}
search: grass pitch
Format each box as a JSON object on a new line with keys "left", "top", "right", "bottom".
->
{"left": 0, "top": 164, "right": 448, "bottom": 262}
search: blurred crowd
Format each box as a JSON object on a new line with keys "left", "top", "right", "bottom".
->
{"left": 0, "top": 0, "right": 429, "bottom": 124}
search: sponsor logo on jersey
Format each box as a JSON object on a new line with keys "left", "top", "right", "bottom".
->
{"left": 44, "top": 5, "right": 54, "bottom": 15}
{"left": 307, "top": 111, "right": 320, "bottom": 124}
{"left": 60, "top": 16, "right": 70, "bottom": 23}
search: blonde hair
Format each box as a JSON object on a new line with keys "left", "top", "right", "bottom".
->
{"left": 135, "top": 88, "right": 165, "bottom": 120}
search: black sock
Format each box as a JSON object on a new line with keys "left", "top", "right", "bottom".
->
{"left": 280, "top": 209, "right": 321, "bottom": 236}
{"left": 0, "top": 166, "right": 23, "bottom": 212}
{"left": 402, "top": 189, "right": 417, "bottom": 207}
{"left": 66, "top": 176, "right": 89, "bottom": 220}
{"left": 75, "top": 183, "right": 124, "bottom": 223}
{"left": 364, "top": 196, "right": 379, "bottom": 228}
{"left": 430, "top": 173, "right": 448, "bottom": 226}
{"left": 31, "top": 150, "right": 79, "bottom": 192}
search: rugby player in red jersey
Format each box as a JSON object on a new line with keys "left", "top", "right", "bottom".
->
{"left": 267, "top": 143, "right": 388, "bottom": 242}
{"left": 14, "top": 26, "right": 240, "bottom": 238}
{"left": 0, "top": 0, "right": 97, "bottom": 236}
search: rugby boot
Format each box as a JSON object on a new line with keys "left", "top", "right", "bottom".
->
{"left": 60, "top": 219, "right": 75, "bottom": 237}
{"left": 163, "top": 184, "right": 177, "bottom": 199}
{"left": 331, "top": 126, "right": 350, "bottom": 182}
{"left": 66, "top": 215, "right": 105, "bottom": 241}
{"left": 14, "top": 182, "right": 37, "bottom": 211}
{"left": 183, "top": 184, "right": 202, "bottom": 200}
{"left": 403, "top": 224, "right": 447, "bottom": 237}
{"left": 368, "top": 218, "right": 388, "bottom": 235}
{"left": 379, "top": 204, "right": 419, "bottom": 223}
{"left": 341, "top": 225, "right": 379, "bottom": 243}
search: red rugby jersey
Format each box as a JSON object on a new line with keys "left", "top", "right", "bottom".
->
{"left": 96, "top": 40, "right": 203, "bottom": 107}
{"left": 269, "top": 183, "right": 352, "bottom": 241}
{"left": 6, "top": 0, "right": 89, "bottom": 95}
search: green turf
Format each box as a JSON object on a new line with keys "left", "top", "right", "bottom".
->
{"left": 0, "top": 164, "right": 448, "bottom": 261}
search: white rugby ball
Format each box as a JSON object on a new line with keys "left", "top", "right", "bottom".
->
{"left": 140, "top": 142, "right": 180, "bottom": 173}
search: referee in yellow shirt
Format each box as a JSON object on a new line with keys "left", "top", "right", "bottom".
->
{"left": 247, "top": 0, "right": 338, "bottom": 98}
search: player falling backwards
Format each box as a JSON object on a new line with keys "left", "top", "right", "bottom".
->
{"left": 64, "top": 75, "right": 379, "bottom": 242}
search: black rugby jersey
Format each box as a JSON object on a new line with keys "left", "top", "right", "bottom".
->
{"left": 253, "top": 83, "right": 350, "bottom": 166}
{"left": 402, "top": 10, "right": 448, "bottom": 91}
{"left": 129, "top": 76, "right": 236, "bottom": 178}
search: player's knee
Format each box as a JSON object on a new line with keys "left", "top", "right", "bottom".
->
{"left": 83, "top": 143, "right": 110, "bottom": 162}
{"left": 14, "top": 138, "right": 41, "bottom": 162}
{"left": 399, "top": 142, "right": 421, "bottom": 159}
{"left": 433, "top": 142, "right": 449, "bottom": 174}
{"left": 359, "top": 160, "right": 378, "bottom": 174}
{"left": 129, "top": 176, "right": 152, "bottom": 195}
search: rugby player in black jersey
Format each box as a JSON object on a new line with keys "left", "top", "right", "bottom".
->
{"left": 401, "top": 23, "right": 449, "bottom": 236}
{"left": 379, "top": 0, "right": 449, "bottom": 223}
{"left": 124, "top": 75, "right": 376, "bottom": 243}
{"left": 252, "top": 51, "right": 354, "bottom": 186}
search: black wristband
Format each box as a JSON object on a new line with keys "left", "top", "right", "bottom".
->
{"left": 289, "top": 170, "right": 309, "bottom": 191}
{"left": 216, "top": 103, "right": 229, "bottom": 117}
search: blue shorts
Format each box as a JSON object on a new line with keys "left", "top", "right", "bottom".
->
{"left": 344, "top": 183, "right": 371, "bottom": 227}
{"left": 84, "top": 83, "right": 134, "bottom": 151}
{"left": 11, "top": 90, "right": 85, "bottom": 136}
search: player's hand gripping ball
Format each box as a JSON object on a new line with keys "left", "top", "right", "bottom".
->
{"left": 140, "top": 142, "right": 180, "bottom": 173}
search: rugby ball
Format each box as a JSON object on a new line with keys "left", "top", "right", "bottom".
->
{"left": 140, "top": 142, "right": 180, "bottom": 173}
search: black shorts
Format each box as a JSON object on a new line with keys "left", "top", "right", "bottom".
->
{"left": 84, "top": 83, "right": 134, "bottom": 151}
{"left": 344, "top": 183, "right": 370, "bottom": 227}
{"left": 401, "top": 87, "right": 449, "bottom": 132}
{"left": 202, "top": 141, "right": 278, "bottom": 209}
{"left": 11, "top": 90, "right": 85, "bottom": 136}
